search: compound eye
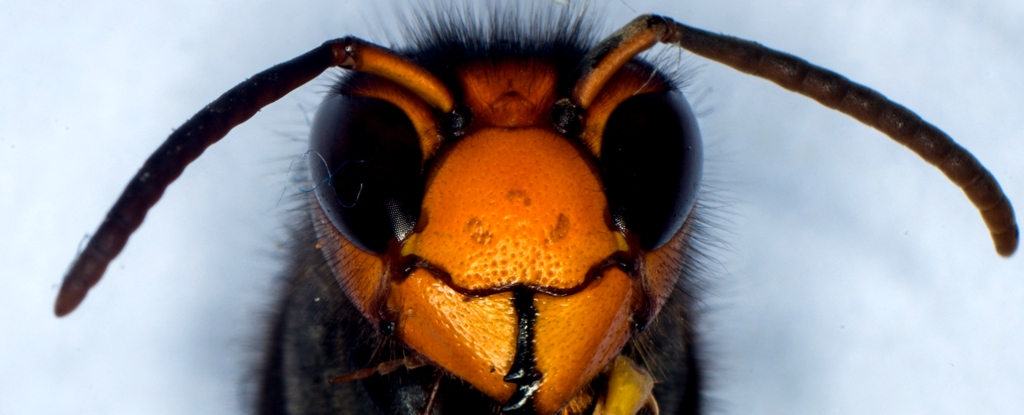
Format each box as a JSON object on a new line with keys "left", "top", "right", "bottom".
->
{"left": 600, "top": 91, "right": 703, "bottom": 250}
{"left": 309, "top": 94, "right": 424, "bottom": 254}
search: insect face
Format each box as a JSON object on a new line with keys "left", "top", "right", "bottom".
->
{"left": 299, "top": 23, "right": 706, "bottom": 411}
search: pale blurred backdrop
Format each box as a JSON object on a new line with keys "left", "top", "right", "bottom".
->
{"left": 1, "top": 0, "right": 1021, "bottom": 414}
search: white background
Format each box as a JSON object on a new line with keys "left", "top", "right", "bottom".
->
{"left": 1, "top": 0, "right": 1021, "bottom": 414}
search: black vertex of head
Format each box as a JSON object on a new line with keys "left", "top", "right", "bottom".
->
{"left": 394, "top": 1, "right": 602, "bottom": 104}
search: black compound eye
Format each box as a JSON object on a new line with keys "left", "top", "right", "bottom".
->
{"left": 309, "top": 94, "right": 424, "bottom": 254}
{"left": 600, "top": 91, "right": 703, "bottom": 250}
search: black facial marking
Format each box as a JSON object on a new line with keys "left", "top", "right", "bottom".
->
{"left": 440, "top": 104, "right": 473, "bottom": 136}
{"left": 552, "top": 98, "right": 584, "bottom": 136}
{"left": 501, "top": 288, "right": 541, "bottom": 413}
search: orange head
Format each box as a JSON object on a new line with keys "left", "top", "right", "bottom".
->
{"left": 308, "top": 37, "right": 703, "bottom": 414}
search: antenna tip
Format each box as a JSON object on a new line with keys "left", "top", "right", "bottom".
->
{"left": 54, "top": 278, "right": 89, "bottom": 317}
{"left": 993, "top": 226, "right": 1019, "bottom": 258}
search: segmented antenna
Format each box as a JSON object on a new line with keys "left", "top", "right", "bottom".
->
{"left": 574, "top": 15, "right": 1018, "bottom": 257}
{"left": 54, "top": 37, "right": 460, "bottom": 316}
{"left": 51, "top": 39, "right": 351, "bottom": 316}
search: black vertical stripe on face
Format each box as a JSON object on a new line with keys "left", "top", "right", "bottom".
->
{"left": 501, "top": 288, "right": 541, "bottom": 413}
